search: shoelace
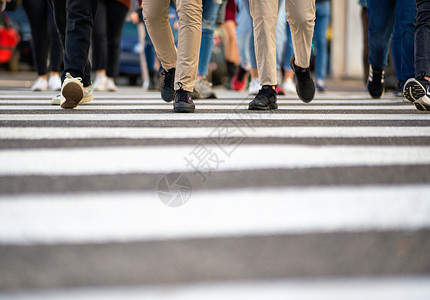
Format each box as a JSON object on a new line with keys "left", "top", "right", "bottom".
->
{"left": 176, "top": 83, "right": 190, "bottom": 103}
{"left": 65, "top": 73, "right": 82, "bottom": 82}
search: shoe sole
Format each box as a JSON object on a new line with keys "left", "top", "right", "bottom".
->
{"left": 61, "top": 81, "right": 84, "bottom": 109}
{"left": 403, "top": 78, "right": 426, "bottom": 103}
{"left": 414, "top": 96, "right": 430, "bottom": 111}
{"left": 248, "top": 103, "right": 278, "bottom": 110}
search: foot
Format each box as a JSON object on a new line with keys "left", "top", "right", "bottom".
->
{"left": 106, "top": 77, "right": 118, "bottom": 92}
{"left": 248, "top": 85, "right": 278, "bottom": 110}
{"left": 93, "top": 72, "right": 107, "bottom": 91}
{"left": 367, "top": 66, "right": 385, "bottom": 99}
{"left": 161, "top": 67, "right": 175, "bottom": 102}
{"left": 60, "top": 73, "right": 84, "bottom": 109}
{"left": 275, "top": 85, "right": 285, "bottom": 95}
{"left": 282, "top": 78, "right": 296, "bottom": 94}
{"left": 52, "top": 83, "right": 93, "bottom": 106}
{"left": 403, "top": 73, "right": 430, "bottom": 111}
{"left": 232, "top": 65, "right": 249, "bottom": 91}
{"left": 48, "top": 74, "right": 61, "bottom": 91}
{"left": 248, "top": 78, "right": 260, "bottom": 95}
{"left": 32, "top": 77, "right": 48, "bottom": 91}
{"left": 316, "top": 79, "right": 327, "bottom": 92}
{"left": 289, "top": 55, "right": 315, "bottom": 103}
{"left": 174, "top": 87, "right": 195, "bottom": 113}
{"left": 193, "top": 77, "right": 217, "bottom": 99}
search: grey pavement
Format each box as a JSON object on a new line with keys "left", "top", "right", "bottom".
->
{"left": 0, "top": 73, "right": 429, "bottom": 299}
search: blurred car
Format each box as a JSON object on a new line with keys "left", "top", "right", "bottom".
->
{"left": 119, "top": 21, "right": 141, "bottom": 85}
{"left": 0, "top": 11, "right": 20, "bottom": 71}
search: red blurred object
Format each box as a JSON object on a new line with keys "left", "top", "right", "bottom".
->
{"left": 232, "top": 65, "right": 249, "bottom": 91}
{"left": 0, "top": 12, "right": 20, "bottom": 64}
{"left": 275, "top": 85, "right": 285, "bottom": 95}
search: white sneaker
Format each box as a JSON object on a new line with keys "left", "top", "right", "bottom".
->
{"left": 142, "top": 79, "right": 149, "bottom": 91}
{"left": 106, "top": 77, "right": 118, "bottom": 92}
{"left": 48, "top": 74, "right": 62, "bottom": 91}
{"left": 52, "top": 83, "right": 93, "bottom": 105}
{"left": 32, "top": 77, "right": 48, "bottom": 91}
{"left": 59, "top": 73, "right": 84, "bottom": 109}
{"left": 248, "top": 78, "right": 260, "bottom": 95}
{"left": 282, "top": 78, "right": 296, "bottom": 93}
{"left": 93, "top": 73, "right": 107, "bottom": 91}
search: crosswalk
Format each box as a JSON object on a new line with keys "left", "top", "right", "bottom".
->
{"left": 0, "top": 88, "right": 429, "bottom": 299}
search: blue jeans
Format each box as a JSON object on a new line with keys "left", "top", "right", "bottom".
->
{"left": 235, "top": 0, "right": 252, "bottom": 68}
{"left": 368, "top": 0, "right": 416, "bottom": 86}
{"left": 198, "top": 0, "right": 221, "bottom": 76}
{"left": 313, "top": 1, "right": 330, "bottom": 81}
{"left": 236, "top": 0, "right": 286, "bottom": 71}
{"left": 414, "top": 0, "right": 430, "bottom": 76}
{"left": 276, "top": 0, "right": 287, "bottom": 70}
{"left": 144, "top": 25, "right": 156, "bottom": 73}
{"left": 236, "top": 0, "right": 257, "bottom": 69}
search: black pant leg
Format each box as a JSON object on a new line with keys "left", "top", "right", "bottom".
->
{"left": 415, "top": 0, "right": 430, "bottom": 76}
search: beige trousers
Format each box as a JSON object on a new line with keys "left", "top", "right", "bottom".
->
{"left": 142, "top": 0, "right": 202, "bottom": 92}
{"left": 249, "top": 0, "right": 316, "bottom": 86}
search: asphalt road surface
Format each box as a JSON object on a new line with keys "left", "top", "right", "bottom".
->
{"left": 0, "top": 86, "right": 429, "bottom": 299}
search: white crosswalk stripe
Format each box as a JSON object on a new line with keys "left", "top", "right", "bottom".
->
{"left": 0, "top": 90, "right": 429, "bottom": 298}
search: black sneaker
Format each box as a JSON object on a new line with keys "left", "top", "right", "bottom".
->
{"left": 161, "top": 68, "right": 175, "bottom": 102}
{"left": 174, "top": 87, "right": 195, "bottom": 113}
{"left": 248, "top": 85, "right": 278, "bottom": 110}
{"left": 367, "top": 66, "right": 385, "bottom": 99}
{"left": 403, "top": 73, "right": 430, "bottom": 111}
{"left": 289, "top": 55, "right": 315, "bottom": 103}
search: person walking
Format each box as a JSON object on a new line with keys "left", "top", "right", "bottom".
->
{"left": 141, "top": 0, "right": 202, "bottom": 113}
{"left": 193, "top": 0, "right": 222, "bottom": 99}
{"left": 403, "top": 0, "right": 430, "bottom": 111}
{"left": 22, "top": 0, "right": 62, "bottom": 92}
{"left": 48, "top": 0, "right": 98, "bottom": 109}
{"left": 366, "top": 0, "right": 416, "bottom": 99}
{"left": 92, "top": 0, "right": 131, "bottom": 92}
{"left": 248, "top": 0, "right": 316, "bottom": 110}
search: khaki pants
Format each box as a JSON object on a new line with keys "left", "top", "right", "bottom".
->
{"left": 142, "top": 0, "right": 202, "bottom": 92}
{"left": 249, "top": 0, "right": 315, "bottom": 86}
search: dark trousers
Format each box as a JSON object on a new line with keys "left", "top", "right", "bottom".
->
{"left": 48, "top": 0, "right": 98, "bottom": 87}
{"left": 92, "top": 0, "right": 128, "bottom": 78}
{"left": 415, "top": 0, "right": 430, "bottom": 76}
{"left": 22, "top": 0, "right": 62, "bottom": 75}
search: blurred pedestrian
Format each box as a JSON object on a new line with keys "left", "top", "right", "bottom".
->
{"left": 248, "top": 0, "right": 316, "bottom": 110}
{"left": 92, "top": 0, "right": 131, "bottom": 92}
{"left": 313, "top": 0, "right": 330, "bottom": 92}
{"left": 221, "top": 0, "right": 239, "bottom": 90}
{"left": 366, "top": 0, "right": 416, "bottom": 99}
{"left": 48, "top": 0, "right": 98, "bottom": 109}
{"left": 22, "top": 0, "right": 62, "bottom": 92}
{"left": 193, "top": 0, "right": 222, "bottom": 99}
{"left": 403, "top": 0, "right": 430, "bottom": 111}
{"left": 281, "top": 23, "right": 295, "bottom": 93}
